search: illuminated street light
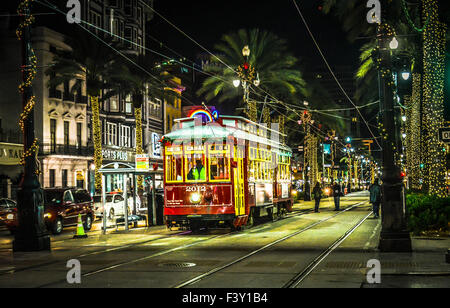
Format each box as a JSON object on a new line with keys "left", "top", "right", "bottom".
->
{"left": 389, "top": 37, "right": 399, "bottom": 50}
{"left": 233, "top": 79, "right": 241, "bottom": 88}
{"left": 401, "top": 71, "right": 410, "bottom": 80}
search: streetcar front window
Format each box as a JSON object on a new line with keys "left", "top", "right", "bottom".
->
{"left": 166, "top": 154, "right": 183, "bottom": 183}
{"left": 209, "top": 154, "right": 230, "bottom": 182}
{"left": 185, "top": 153, "right": 206, "bottom": 182}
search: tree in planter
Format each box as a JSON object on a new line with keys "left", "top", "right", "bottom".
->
{"left": 46, "top": 30, "right": 120, "bottom": 193}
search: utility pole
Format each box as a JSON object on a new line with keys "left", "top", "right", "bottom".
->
{"left": 13, "top": 0, "right": 50, "bottom": 251}
{"left": 375, "top": 1, "right": 411, "bottom": 252}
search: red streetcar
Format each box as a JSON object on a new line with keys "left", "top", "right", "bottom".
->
{"left": 162, "top": 109, "right": 294, "bottom": 230}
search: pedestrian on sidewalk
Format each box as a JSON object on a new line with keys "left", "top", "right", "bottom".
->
{"left": 332, "top": 181, "right": 342, "bottom": 211}
{"left": 312, "top": 182, "right": 322, "bottom": 213}
{"left": 369, "top": 178, "right": 382, "bottom": 218}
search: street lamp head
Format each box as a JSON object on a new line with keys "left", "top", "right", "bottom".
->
{"left": 401, "top": 72, "right": 410, "bottom": 80}
{"left": 233, "top": 79, "right": 241, "bottom": 88}
{"left": 242, "top": 45, "right": 250, "bottom": 57}
{"left": 389, "top": 37, "right": 399, "bottom": 50}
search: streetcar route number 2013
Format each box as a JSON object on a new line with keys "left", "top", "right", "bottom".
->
{"left": 186, "top": 186, "right": 206, "bottom": 192}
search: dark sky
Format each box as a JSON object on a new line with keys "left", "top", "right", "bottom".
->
{"left": 147, "top": 0, "right": 360, "bottom": 71}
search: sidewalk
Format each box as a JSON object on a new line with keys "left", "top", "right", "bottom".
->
{"left": 294, "top": 193, "right": 450, "bottom": 288}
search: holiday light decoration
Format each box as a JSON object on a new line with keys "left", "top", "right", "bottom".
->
{"left": 90, "top": 95, "right": 103, "bottom": 191}
{"left": 422, "top": 0, "right": 447, "bottom": 196}
{"left": 135, "top": 107, "right": 143, "bottom": 191}
{"left": 16, "top": 0, "right": 39, "bottom": 174}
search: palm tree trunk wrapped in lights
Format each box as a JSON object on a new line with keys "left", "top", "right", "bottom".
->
{"left": 134, "top": 105, "right": 144, "bottom": 191}
{"left": 307, "top": 135, "right": 319, "bottom": 185}
{"left": 90, "top": 94, "right": 103, "bottom": 192}
{"left": 421, "top": 0, "right": 447, "bottom": 197}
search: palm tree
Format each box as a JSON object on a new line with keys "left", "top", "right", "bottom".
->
{"left": 197, "top": 29, "right": 307, "bottom": 120}
{"left": 46, "top": 29, "right": 119, "bottom": 193}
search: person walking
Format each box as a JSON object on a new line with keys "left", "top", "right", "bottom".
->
{"left": 369, "top": 178, "right": 382, "bottom": 218}
{"left": 312, "top": 182, "right": 322, "bottom": 213}
{"left": 332, "top": 181, "right": 342, "bottom": 211}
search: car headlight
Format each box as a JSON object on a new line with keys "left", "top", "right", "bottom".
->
{"left": 44, "top": 213, "right": 52, "bottom": 219}
{"left": 6, "top": 214, "right": 14, "bottom": 220}
{"left": 190, "top": 192, "right": 201, "bottom": 204}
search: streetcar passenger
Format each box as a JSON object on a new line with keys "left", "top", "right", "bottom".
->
{"left": 187, "top": 159, "right": 206, "bottom": 181}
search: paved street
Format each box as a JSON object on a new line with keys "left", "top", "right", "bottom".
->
{"left": 1, "top": 191, "right": 448, "bottom": 288}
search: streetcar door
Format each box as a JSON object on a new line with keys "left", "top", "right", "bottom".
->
{"left": 234, "top": 147, "right": 245, "bottom": 216}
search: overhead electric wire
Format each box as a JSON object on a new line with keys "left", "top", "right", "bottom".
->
{"left": 291, "top": 0, "right": 382, "bottom": 151}
{"left": 36, "top": 0, "right": 199, "bottom": 106}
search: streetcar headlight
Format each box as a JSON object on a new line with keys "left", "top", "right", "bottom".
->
{"left": 44, "top": 213, "right": 52, "bottom": 219}
{"left": 324, "top": 188, "right": 330, "bottom": 195}
{"left": 291, "top": 190, "right": 298, "bottom": 196}
{"left": 190, "top": 193, "right": 201, "bottom": 204}
{"left": 6, "top": 214, "right": 14, "bottom": 220}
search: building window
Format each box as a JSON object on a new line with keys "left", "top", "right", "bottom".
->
{"left": 120, "top": 125, "right": 131, "bottom": 148}
{"left": 50, "top": 119, "right": 56, "bottom": 153}
{"left": 62, "top": 169, "right": 68, "bottom": 187}
{"left": 64, "top": 121, "right": 70, "bottom": 149}
{"left": 124, "top": 0, "right": 132, "bottom": 15}
{"left": 107, "top": 122, "right": 117, "bottom": 146}
{"left": 49, "top": 169, "right": 55, "bottom": 187}
{"left": 77, "top": 123, "right": 82, "bottom": 151}
{"left": 110, "top": 97, "right": 119, "bottom": 112}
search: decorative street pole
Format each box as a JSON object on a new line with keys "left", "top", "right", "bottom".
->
{"left": 374, "top": 2, "right": 411, "bottom": 252}
{"left": 13, "top": 0, "right": 51, "bottom": 251}
{"left": 234, "top": 45, "right": 259, "bottom": 122}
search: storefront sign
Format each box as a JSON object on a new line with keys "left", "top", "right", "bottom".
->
{"left": 0, "top": 143, "right": 23, "bottom": 166}
{"left": 102, "top": 149, "right": 129, "bottom": 161}
{"left": 136, "top": 154, "right": 150, "bottom": 171}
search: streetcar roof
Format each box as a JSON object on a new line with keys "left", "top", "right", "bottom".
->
{"left": 163, "top": 123, "right": 292, "bottom": 153}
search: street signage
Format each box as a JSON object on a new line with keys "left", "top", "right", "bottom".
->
{"left": 439, "top": 127, "right": 450, "bottom": 143}
{"left": 136, "top": 154, "right": 150, "bottom": 171}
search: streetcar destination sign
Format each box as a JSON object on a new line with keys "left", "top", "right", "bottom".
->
{"left": 439, "top": 127, "right": 450, "bottom": 143}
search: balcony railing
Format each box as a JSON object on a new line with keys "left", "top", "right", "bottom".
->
{"left": 39, "top": 143, "right": 94, "bottom": 157}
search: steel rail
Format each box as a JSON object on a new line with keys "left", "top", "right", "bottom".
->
{"left": 283, "top": 211, "right": 373, "bottom": 288}
{"left": 173, "top": 200, "right": 368, "bottom": 288}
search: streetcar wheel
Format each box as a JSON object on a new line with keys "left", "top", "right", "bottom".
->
{"left": 268, "top": 208, "right": 277, "bottom": 222}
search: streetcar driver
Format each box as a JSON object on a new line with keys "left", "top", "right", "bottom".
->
{"left": 187, "top": 159, "right": 206, "bottom": 181}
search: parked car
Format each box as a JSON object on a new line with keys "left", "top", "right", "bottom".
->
{"left": 0, "top": 198, "right": 17, "bottom": 232}
{"left": 94, "top": 193, "right": 141, "bottom": 220}
{"left": 5, "top": 188, "right": 95, "bottom": 235}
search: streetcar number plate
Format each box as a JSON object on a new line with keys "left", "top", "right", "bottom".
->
{"left": 186, "top": 186, "right": 206, "bottom": 192}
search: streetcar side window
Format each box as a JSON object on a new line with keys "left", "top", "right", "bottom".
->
{"left": 165, "top": 154, "right": 183, "bottom": 183}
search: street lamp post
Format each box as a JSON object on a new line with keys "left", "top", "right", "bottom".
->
{"left": 234, "top": 45, "right": 260, "bottom": 122}
{"left": 375, "top": 10, "right": 411, "bottom": 252}
{"left": 13, "top": 0, "right": 50, "bottom": 251}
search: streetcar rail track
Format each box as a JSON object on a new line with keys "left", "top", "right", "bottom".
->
{"left": 1, "top": 196, "right": 369, "bottom": 288}
{"left": 173, "top": 200, "right": 368, "bottom": 288}
{"left": 283, "top": 211, "right": 373, "bottom": 288}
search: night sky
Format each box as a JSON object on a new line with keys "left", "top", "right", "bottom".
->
{"left": 147, "top": 0, "right": 360, "bottom": 72}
